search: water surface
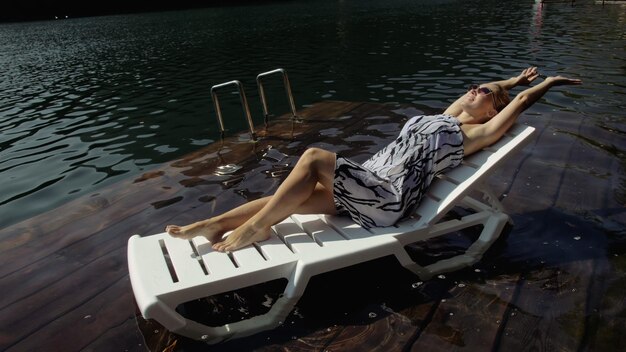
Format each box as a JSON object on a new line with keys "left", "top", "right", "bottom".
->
{"left": 0, "top": 0, "right": 624, "bottom": 230}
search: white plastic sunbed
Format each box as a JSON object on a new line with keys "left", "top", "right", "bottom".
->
{"left": 127, "top": 123, "right": 535, "bottom": 344}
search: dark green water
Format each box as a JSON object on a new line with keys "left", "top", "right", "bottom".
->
{"left": 0, "top": 0, "right": 624, "bottom": 228}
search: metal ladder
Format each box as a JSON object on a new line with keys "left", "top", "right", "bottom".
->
{"left": 210, "top": 68, "right": 297, "bottom": 141}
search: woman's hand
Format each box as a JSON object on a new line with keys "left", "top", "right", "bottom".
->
{"left": 516, "top": 66, "right": 540, "bottom": 86}
{"left": 545, "top": 75, "right": 583, "bottom": 86}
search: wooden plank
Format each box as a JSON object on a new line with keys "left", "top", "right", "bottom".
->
{"left": 0, "top": 247, "right": 129, "bottom": 351}
{"left": 4, "top": 273, "right": 141, "bottom": 352}
{"left": 410, "top": 274, "right": 520, "bottom": 351}
{"left": 497, "top": 262, "right": 592, "bottom": 351}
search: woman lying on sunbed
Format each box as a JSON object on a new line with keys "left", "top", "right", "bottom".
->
{"left": 166, "top": 67, "right": 581, "bottom": 252}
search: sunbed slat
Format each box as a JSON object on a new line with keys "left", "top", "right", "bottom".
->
{"left": 258, "top": 232, "right": 297, "bottom": 260}
{"left": 427, "top": 178, "right": 459, "bottom": 201}
{"left": 444, "top": 164, "right": 479, "bottom": 184}
{"left": 274, "top": 217, "right": 319, "bottom": 253}
{"left": 128, "top": 234, "right": 176, "bottom": 290}
{"left": 292, "top": 214, "right": 346, "bottom": 245}
{"left": 162, "top": 237, "right": 208, "bottom": 283}
{"left": 231, "top": 245, "right": 267, "bottom": 268}
{"left": 413, "top": 196, "right": 442, "bottom": 224}
{"left": 323, "top": 215, "right": 374, "bottom": 240}
{"left": 193, "top": 236, "right": 239, "bottom": 276}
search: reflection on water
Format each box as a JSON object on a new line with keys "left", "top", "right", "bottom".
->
{"left": 0, "top": 0, "right": 624, "bottom": 229}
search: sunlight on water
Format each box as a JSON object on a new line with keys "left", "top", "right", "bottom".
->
{"left": 0, "top": 0, "right": 624, "bottom": 228}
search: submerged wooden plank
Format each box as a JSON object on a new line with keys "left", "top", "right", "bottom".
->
{"left": 496, "top": 261, "right": 593, "bottom": 351}
{"left": 0, "top": 101, "right": 368, "bottom": 279}
{"left": 409, "top": 274, "right": 520, "bottom": 351}
{"left": 0, "top": 100, "right": 400, "bottom": 351}
{"left": 0, "top": 247, "right": 130, "bottom": 351}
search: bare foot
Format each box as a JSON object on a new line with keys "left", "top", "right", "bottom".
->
{"left": 212, "top": 222, "right": 271, "bottom": 252}
{"left": 165, "top": 220, "right": 224, "bottom": 244}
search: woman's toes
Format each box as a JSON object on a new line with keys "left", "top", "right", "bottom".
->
{"left": 165, "top": 225, "right": 179, "bottom": 234}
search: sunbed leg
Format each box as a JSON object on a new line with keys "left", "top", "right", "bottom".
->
{"left": 174, "top": 293, "right": 302, "bottom": 344}
{"left": 171, "top": 265, "right": 310, "bottom": 343}
{"left": 476, "top": 183, "right": 514, "bottom": 225}
{"left": 477, "top": 183, "right": 504, "bottom": 212}
{"left": 395, "top": 210, "right": 509, "bottom": 280}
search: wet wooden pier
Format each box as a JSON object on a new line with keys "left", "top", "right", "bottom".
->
{"left": 1, "top": 101, "right": 624, "bottom": 351}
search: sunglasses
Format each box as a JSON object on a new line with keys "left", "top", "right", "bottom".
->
{"left": 468, "top": 84, "right": 492, "bottom": 95}
{"left": 468, "top": 84, "right": 497, "bottom": 109}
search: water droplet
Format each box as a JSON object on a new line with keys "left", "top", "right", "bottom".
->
{"left": 441, "top": 299, "right": 447, "bottom": 303}
{"left": 458, "top": 283, "right": 466, "bottom": 288}
{"left": 572, "top": 288, "right": 577, "bottom": 292}
{"left": 511, "top": 312, "right": 516, "bottom": 317}
{"left": 201, "top": 335, "right": 208, "bottom": 340}
{"left": 496, "top": 320, "right": 501, "bottom": 324}
{"left": 412, "top": 281, "right": 423, "bottom": 288}
{"left": 153, "top": 329, "right": 159, "bottom": 334}
{"left": 83, "top": 315, "right": 91, "bottom": 319}
{"left": 214, "top": 164, "right": 242, "bottom": 176}
{"left": 573, "top": 236, "right": 581, "bottom": 240}
{"left": 474, "top": 268, "right": 481, "bottom": 273}
{"left": 369, "top": 312, "right": 377, "bottom": 318}
{"left": 543, "top": 241, "right": 549, "bottom": 245}
{"left": 292, "top": 336, "right": 298, "bottom": 340}
{"left": 262, "top": 148, "right": 288, "bottom": 162}
{"left": 449, "top": 312, "right": 454, "bottom": 316}
{"left": 437, "top": 274, "right": 446, "bottom": 279}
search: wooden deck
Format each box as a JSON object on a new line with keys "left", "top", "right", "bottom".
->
{"left": 1, "top": 101, "right": 624, "bottom": 351}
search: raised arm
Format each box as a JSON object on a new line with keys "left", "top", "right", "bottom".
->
{"left": 444, "top": 67, "right": 540, "bottom": 116}
{"left": 490, "top": 66, "right": 540, "bottom": 90}
{"left": 462, "top": 75, "right": 582, "bottom": 155}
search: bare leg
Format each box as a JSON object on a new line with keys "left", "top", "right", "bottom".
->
{"left": 166, "top": 183, "right": 336, "bottom": 244}
{"left": 166, "top": 197, "right": 269, "bottom": 243}
{"left": 213, "top": 148, "right": 336, "bottom": 252}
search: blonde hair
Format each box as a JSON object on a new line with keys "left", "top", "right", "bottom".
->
{"left": 491, "top": 84, "right": 511, "bottom": 112}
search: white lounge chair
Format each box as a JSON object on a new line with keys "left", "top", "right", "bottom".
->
{"left": 127, "top": 123, "right": 535, "bottom": 344}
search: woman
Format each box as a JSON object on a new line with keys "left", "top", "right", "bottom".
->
{"left": 166, "top": 67, "right": 581, "bottom": 252}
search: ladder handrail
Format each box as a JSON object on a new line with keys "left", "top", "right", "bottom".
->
{"left": 256, "top": 68, "right": 297, "bottom": 123}
{"left": 210, "top": 80, "right": 256, "bottom": 140}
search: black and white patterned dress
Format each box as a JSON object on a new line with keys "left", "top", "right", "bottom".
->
{"left": 333, "top": 114, "right": 464, "bottom": 228}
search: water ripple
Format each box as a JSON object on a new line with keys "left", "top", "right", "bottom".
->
{"left": 0, "top": 0, "right": 624, "bottom": 227}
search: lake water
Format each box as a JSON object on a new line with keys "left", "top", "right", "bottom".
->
{"left": 0, "top": 0, "right": 624, "bottom": 229}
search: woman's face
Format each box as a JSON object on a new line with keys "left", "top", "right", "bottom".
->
{"left": 461, "top": 84, "right": 497, "bottom": 122}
